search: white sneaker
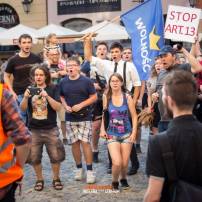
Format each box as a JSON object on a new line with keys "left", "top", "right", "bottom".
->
{"left": 74, "top": 168, "right": 83, "bottom": 181}
{"left": 86, "top": 170, "right": 96, "bottom": 184}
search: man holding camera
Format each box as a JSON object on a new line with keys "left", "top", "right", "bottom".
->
{"left": 152, "top": 45, "right": 202, "bottom": 132}
{"left": 20, "top": 64, "right": 65, "bottom": 191}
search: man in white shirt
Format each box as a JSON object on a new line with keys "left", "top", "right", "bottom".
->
{"left": 84, "top": 37, "right": 141, "bottom": 105}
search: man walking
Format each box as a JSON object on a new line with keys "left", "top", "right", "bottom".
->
{"left": 59, "top": 56, "right": 97, "bottom": 184}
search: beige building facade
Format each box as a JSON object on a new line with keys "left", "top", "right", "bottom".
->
{"left": 0, "top": 0, "right": 201, "bottom": 58}
{"left": 47, "top": 0, "right": 201, "bottom": 31}
{"left": 0, "top": 0, "right": 47, "bottom": 29}
{"left": 0, "top": 0, "right": 200, "bottom": 36}
{"left": 0, "top": 0, "right": 200, "bottom": 34}
{"left": 0, "top": 0, "right": 47, "bottom": 58}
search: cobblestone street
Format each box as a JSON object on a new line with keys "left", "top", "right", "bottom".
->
{"left": 16, "top": 127, "right": 149, "bottom": 202}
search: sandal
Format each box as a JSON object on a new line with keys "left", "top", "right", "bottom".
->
{"left": 34, "top": 180, "right": 44, "bottom": 191}
{"left": 52, "top": 179, "right": 63, "bottom": 190}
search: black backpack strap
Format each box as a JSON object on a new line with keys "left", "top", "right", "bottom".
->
{"left": 123, "top": 61, "right": 127, "bottom": 87}
{"left": 157, "top": 132, "right": 178, "bottom": 182}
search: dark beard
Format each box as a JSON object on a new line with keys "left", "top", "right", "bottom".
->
{"left": 163, "top": 98, "right": 173, "bottom": 119}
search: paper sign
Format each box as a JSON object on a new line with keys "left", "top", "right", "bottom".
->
{"left": 164, "top": 5, "right": 201, "bottom": 43}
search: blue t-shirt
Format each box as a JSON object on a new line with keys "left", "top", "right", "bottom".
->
{"left": 107, "top": 95, "right": 132, "bottom": 136}
{"left": 59, "top": 75, "right": 96, "bottom": 122}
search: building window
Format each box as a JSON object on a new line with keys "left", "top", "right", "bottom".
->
{"left": 61, "top": 18, "right": 92, "bottom": 32}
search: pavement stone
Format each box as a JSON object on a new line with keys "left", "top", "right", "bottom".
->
{"left": 16, "top": 126, "right": 149, "bottom": 202}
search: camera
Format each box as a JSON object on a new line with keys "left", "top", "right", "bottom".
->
{"left": 28, "top": 86, "right": 42, "bottom": 96}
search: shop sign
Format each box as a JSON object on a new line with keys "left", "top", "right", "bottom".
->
{"left": 0, "top": 3, "right": 20, "bottom": 29}
{"left": 57, "top": 0, "right": 121, "bottom": 15}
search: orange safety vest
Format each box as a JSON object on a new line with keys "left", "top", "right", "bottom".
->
{"left": 0, "top": 84, "right": 23, "bottom": 188}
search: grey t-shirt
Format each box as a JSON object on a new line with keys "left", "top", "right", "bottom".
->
{"left": 156, "top": 63, "right": 191, "bottom": 121}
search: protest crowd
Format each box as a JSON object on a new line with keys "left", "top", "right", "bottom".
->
{"left": 1, "top": 1, "right": 202, "bottom": 202}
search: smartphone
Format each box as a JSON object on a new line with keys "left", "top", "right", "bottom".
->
{"left": 28, "top": 87, "right": 42, "bottom": 96}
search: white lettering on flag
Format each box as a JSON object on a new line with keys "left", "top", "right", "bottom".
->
{"left": 135, "top": 18, "right": 151, "bottom": 73}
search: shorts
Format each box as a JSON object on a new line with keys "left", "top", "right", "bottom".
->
{"left": 107, "top": 133, "right": 133, "bottom": 144}
{"left": 92, "top": 100, "right": 103, "bottom": 121}
{"left": 66, "top": 121, "right": 92, "bottom": 145}
{"left": 57, "top": 105, "right": 65, "bottom": 122}
{"left": 28, "top": 127, "right": 65, "bottom": 165}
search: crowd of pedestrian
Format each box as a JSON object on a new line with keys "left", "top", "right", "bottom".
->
{"left": 0, "top": 32, "right": 202, "bottom": 202}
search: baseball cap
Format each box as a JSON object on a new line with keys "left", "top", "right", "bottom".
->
{"left": 159, "top": 45, "right": 175, "bottom": 56}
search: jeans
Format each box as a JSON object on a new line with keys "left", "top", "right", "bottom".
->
{"left": 158, "top": 121, "right": 170, "bottom": 132}
{"left": 17, "top": 94, "right": 27, "bottom": 124}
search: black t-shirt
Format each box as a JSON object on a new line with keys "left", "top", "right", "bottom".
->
{"left": 146, "top": 115, "right": 202, "bottom": 202}
{"left": 5, "top": 53, "right": 42, "bottom": 95}
{"left": 156, "top": 63, "right": 191, "bottom": 121}
{"left": 27, "top": 85, "right": 60, "bottom": 129}
{"left": 59, "top": 75, "right": 96, "bottom": 122}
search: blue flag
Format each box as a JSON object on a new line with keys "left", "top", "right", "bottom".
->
{"left": 121, "top": 0, "right": 164, "bottom": 80}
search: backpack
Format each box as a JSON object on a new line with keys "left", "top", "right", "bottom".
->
{"left": 157, "top": 132, "right": 202, "bottom": 202}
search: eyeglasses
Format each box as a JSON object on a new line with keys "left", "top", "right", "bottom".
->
{"left": 110, "top": 80, "right": 120, "bottom": 83}
{"left": 123, "top": 52, "right": 132, "bottom": 54}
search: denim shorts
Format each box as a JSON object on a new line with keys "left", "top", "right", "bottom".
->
{"left": 107, "top": 133, "right": 133, "bottom": 144}
{"left": 28, "top": 127, "right": 65, "bottom": 165}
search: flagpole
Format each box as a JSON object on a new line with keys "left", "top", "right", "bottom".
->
{"left": 75, "top": 15, "right": 120, "bottom": 42}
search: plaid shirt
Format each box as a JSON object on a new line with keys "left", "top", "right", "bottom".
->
{"left": 1, "top": 88, "right": 31, "bottom": 146}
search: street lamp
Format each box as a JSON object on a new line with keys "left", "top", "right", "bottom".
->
{"left": 189, "top": 0, "right": 196, "bottom": 7}
{"left": 22, "top": 0, "right": 33, "bottom": 14}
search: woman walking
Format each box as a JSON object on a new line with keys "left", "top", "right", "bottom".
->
{"left": 100, "top": 73, "right": 137, "bottom": 190}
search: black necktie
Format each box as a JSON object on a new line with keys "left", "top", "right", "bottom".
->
{"left": 114, "top": 62, "right": 118, "bottom": 73}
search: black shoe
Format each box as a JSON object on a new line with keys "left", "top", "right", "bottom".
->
{"left": 127, "top": 167, "right": 138, "bottom": 175}
{"left": 63, "top": 138, "right": 68, "bottom": 145}
{"left": 120, "top": 179, "right": 130, "bottom": 190}
{"left": 107, "top": 164, "right": 112, "bottom": 174}
{"left": 93, "top": 152, "right": 99, "bottom": 163}
{"left": 112, "top": 181, "right": 119, "bottom": 190}
{"left": 136, "top": 144, "right": 142, "bottom": 153}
